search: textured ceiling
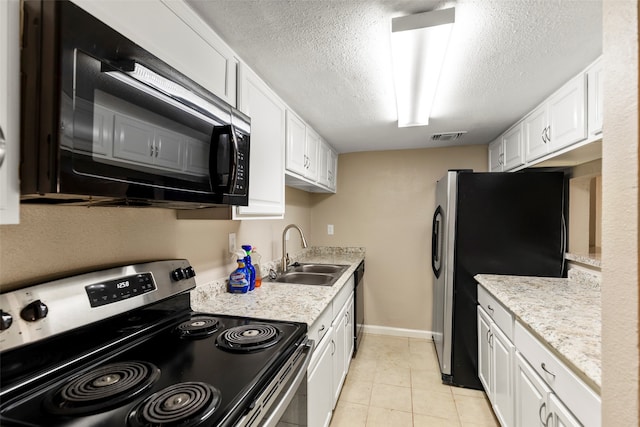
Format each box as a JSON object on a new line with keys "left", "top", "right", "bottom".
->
{"left": 186, "top": 0, "right": 602, "bottom": 153}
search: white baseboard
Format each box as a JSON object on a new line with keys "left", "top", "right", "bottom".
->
{"left": 363, "top": 325, "right": 433, "bottom": 341}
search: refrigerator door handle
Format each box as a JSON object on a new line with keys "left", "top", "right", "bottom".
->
{"left": 432, "top": 206, "right": 443, "bottom": 278}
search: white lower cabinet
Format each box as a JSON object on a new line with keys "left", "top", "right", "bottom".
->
{"left": 308, "top": 277, "right": 355, "bottom": 425}
{"left": 515, "top": 352, "right": 580, "bottom": 427}
{"left": 478, "top": 284, "right": 601, "bottom": 427}
{"left": 477, "top": 306, "right": 514, "bottom": 427}
{"left": 308, "top": 326, "right": 335, "bottom": 427}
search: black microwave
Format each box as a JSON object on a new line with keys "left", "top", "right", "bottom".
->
{"left": 21, "top": 0, "right": 250, "bottom": 208}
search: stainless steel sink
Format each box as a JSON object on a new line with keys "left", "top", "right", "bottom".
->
{"left": 273, "top": 263, "right": 349, "bottom": 286}
{"left": 274, "top": 272, "right": 336, "bottom": 286}
{"left": 292, "top": 264, "right": 348, "bottom": 274}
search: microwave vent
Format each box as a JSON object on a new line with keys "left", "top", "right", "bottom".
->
{"left": 431, "top": 131, "right": 467, "bottom": 142}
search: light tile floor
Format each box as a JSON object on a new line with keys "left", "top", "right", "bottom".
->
{"left": 329, "top": 333, "right": 500, "bottom": 427}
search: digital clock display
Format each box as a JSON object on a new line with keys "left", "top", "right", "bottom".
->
{"left": 85, "top": 273, "right": 156, "bottom": 307}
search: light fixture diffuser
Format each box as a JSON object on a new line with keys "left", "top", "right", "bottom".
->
{"left": 391, "top": 8, "right": 455, "bottom": 127}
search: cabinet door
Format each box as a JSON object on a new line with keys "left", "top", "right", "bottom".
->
{"left": 286, "top": 111, "right": 307, "bottom": 176}
{"left": 304, "top": 127, "right": 320, "bottom": 180}
{"left": 515, "top": 352, "right": 551, "bottom": 427}
{"left": 332, "top": 304, "right": 348, "bottom": 407}
{"left": 0, "top": 0, "right": 20, "bottom": 224}
{"left": 488, "top": 138, "right": 503, "bottom": 172}
{"left": 587, "top": 57, "right": 603, "bottom": 137}
{"left": 345, "top": 297, "right": 354, "bottom": 364}
{"left": 524, "top": 104, "right": 550, "bottom": 162}
{"left": 548, "top": 74, "right": 587, "bottom": 152}
{"left": 492, "top": 324, "right": 515, "bottom": 427}
{"left": 235, "top": 64, "right": 286, "bottom": 218}
{"left": 502, "top": 123, "right": 524, "bottom": 171}
{"left": 477, "top": 307, "right": 492, "bottom": 394}
{"left": 548, "top": 393, "right": 581, "bottom": 427}
{"left": 308, "top": 335, "right": 334, "bottom": 427}
{"left": 317, "top": 140, "right": 330, "bottom": 187}
{"left": 328, "top": 149, "right": 338, "bottom": 191}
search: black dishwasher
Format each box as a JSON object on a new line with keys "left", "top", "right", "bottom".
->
{"left": 353, "top": 260, "right": 365, "bottom": 355}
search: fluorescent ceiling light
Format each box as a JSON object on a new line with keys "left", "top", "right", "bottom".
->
{"left": 391, "top": 8, "right": 455, "bottom": 127}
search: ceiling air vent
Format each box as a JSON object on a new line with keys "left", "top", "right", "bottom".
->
{"left": 431, "top": 131, "right": 467, "bottom": 142}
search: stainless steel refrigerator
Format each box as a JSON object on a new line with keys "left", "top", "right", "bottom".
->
{"left": 431, "top": 170, "right": 566, "bottom": 389}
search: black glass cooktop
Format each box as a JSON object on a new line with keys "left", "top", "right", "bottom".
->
{"left": 0, "top": 295, "right": 306, "bottom": 427}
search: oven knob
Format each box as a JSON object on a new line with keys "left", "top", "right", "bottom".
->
{"left": 171, "top": 268, "right": 186, "bottom": 281}
{"left": 184, "top": 266, "right": 196, "bottom": 278}
{"left": 20, "top": 300, "right": 49, "bottom": 322}
{"left": 0, "top": 310, "right": 13, "bottom": 331}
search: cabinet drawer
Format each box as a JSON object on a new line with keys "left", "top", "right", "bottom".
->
{"left": 309, "top": 305, "right": 333, "bottom": 345}
{"left": 332, "top": 275, "right": 355, "bottom": 319}
{"left": 477, "top": 285, "right": 513, "bottom": 340}
{"left": 515, "top": 321, "right": 600, "bottom": 427}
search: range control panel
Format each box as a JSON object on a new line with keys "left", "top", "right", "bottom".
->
{"left": 85, "top": 273, "right": 156, "bottom": 308}
{"left": 0, "top": 259, "right": 196, "bottom": 352}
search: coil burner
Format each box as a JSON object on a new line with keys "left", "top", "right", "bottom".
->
{"left": 128, "top": 382, "right": 221, "bottom": 427}
{"left": 45, "top": 361, "right": 160, "bottom": 415}
{"left": 216, "top": 324, "right": 282, "bottom": 352}
{"left": 174, "top": 315, "right": 222, "bottom": 339}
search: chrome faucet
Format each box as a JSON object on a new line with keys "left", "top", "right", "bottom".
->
{"left": 281, "top": 224, "right": 308, "bottom": 272}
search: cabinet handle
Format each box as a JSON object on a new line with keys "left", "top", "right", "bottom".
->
{"left": 487, "top": 305, "right": 495, "bottom": 315}
{"left": 541, "top": 127, "right": 547, "bottom": 143}
{"left": 0, "top": 126, "right": 6, "bottom": 168}
{"left": 545, "top": 412, "right": 553, "bottom": 426}
{"left": 539, "top": 402, "right": 548, "bottom": 426}
{"left": 155, "top": 141, "right": 161, "bottom": 157}
{"left": 331, "top": 339, "right": 336, "bottom": 356}
{"left": 541, "top": 362, "right": 556, "bottom": 378}
{"left": 319, "top": 325, "right": 325, "bottom": 333}
{"left": 150, "top": 144, "right": 154, "bottom": 157}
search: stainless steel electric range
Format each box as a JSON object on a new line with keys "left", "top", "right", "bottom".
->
{"left": 0, "top": 260, "right": 311, "bottom": 427}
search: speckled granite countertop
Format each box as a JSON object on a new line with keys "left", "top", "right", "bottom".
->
{"left": 474, "top": 274, "right": 601, "bottom": 392}
{"left": 191, "top": 247, "right": 365, "bottom": 326}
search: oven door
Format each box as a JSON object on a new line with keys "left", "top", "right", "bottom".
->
{"left": 59, "top": 49, "right": 249, "bottom": 206}
{"left": 236, "top": 339, "right": 313, "bottom": 427}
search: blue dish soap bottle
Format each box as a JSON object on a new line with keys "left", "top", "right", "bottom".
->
{"left": 228, "top": 255, "right": 250, "bottom": 293}
{"left": 242, "top": 245, "right": 256, "bottom": 291}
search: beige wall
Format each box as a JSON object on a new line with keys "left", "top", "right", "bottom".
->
{"left": 0, "top": 187, "right": 312, "bottom": 290}
{"left": 309, "top": 145, "right": 487, "bottom": 332}
{"left": 601, "top": 0, "right": 639, "bottom": 425}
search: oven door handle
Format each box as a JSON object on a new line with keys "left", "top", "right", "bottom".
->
{"left": 260, "top": 339, "right": 314, "bottom": 427}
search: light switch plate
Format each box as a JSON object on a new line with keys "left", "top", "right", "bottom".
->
{"left": 228, "top": 233, "right": 236, "bottom": 253}
{"left": 327, "top": 224, "right": 334, "bottom": 235}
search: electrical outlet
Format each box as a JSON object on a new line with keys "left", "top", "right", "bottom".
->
{"left": 228, "top": 233, "right": 236, "bottom": 254}
{"left": 327, "top": 224, "right": 334, "bottom": 235}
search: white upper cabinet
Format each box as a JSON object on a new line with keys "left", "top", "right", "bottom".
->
{"left": 285, "top": 111, "right": 308, "bottom": 176}
{"left": 304, "top": 127, "right": 320, "bottom": 180}
{"left": 586, "top": 57, "right": 603, "bottom": 137}
{"left": 234, "top": 64, "right": 286, "bottom": 219}
{"left": 71, "top": 0, "right": 237, "bottom": 106}
{"left": 0, "top": 0, "right": 19, "bottom": 224}
{"left": 502, "top": 123, "right": 525, "bottom": 171}
{"left": 317, "top": 140, "right": 337, "bottom": 192}
{"left": 547, "top": 73, "right": 587, "bottom": 152}
{"left": 524, "top": 103, "right": 550, "bottom": 162}
{"left": 489, "top": 56, "right": 598, "bottom": 171}
{"left": 285, "top": 111, "right": 338, "bottom": 193}
{"left": 488, "top": 138, "right": 503, "bottom": 172}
